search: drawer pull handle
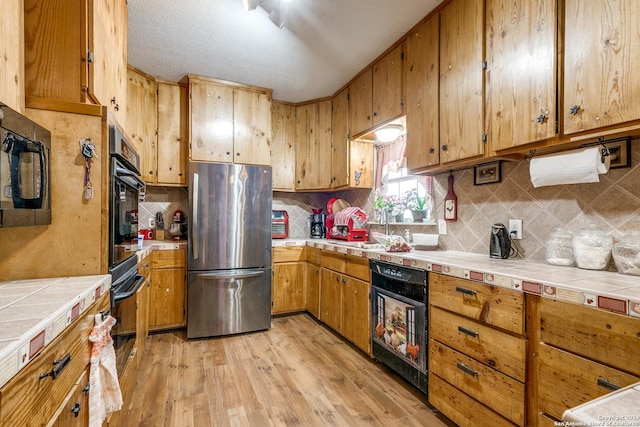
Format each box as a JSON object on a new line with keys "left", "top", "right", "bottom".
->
{"left": 457, "top": 363, "right": 478, "bottom": 377}
{"left": 83, "top": 382, "right": 91, "bottom": 395}
{"left": 71, "top": 403, "right": 81, "bottom": 417}
{"left": 455, "top": 286, "right": 476, "bottom": 296}
{"left": 39, "top": 353, "right": 71, "bottom": 380}
{"left": 458, "top": 326, "right": 479, "bottom": 338}
{"left": 597, "top": 378, "right": 621, "bottom": 392}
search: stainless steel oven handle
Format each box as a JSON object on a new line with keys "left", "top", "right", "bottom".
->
{"left": 113, "top": 274, "right": 145, "bottom": 302}
{"left": 114, "top": 166, "right": 146, "bottom": 189}
{"left": 192, "top": 172, "right": 199, "bottom": 260}
{"left": 197, "top": 270, "right": 265, "bottom": 280}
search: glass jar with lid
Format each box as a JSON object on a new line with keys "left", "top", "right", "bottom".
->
{"left": 572, "top": 224, "right": 613, "bottom": 270}
{"left": 546, "top": 229, "right": 574, "bottom": 266}
{"left": 612, "top": 231, "right": 640, "bottom": 275}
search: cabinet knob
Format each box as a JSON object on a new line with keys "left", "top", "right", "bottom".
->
{"left": 373, "top": 112, "right": 377, "bottom": 117}
{"left": 342, "top": 278, "right": 346, "bottom": 283}
{"left": 536, "top": 113, "right": 547, "bottom": 124}
{"left": 366, "top": 115, "right": 371, "bottom": 121}
{"left": 71, "top": 403, "right": 81, "bottom": 417}
{"left": 570, "top": 105, "right": 580, "bottom": 115}
{"left": 336, "top": 276, "right": 339, "bottom": 282}
{"left": 429, "top": 147, "right": 435, "bottom": 154}
{"left": 441, "top": 144, "right": 448, "bottom": 151}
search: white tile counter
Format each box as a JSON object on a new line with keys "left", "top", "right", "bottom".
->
{"left": 275, "top": 238, "right": 640, "bottom": 319}
{"left": 563, "top": 382, "right": 640, "bottom": 423}
{"left": 0, "top": 275, "right": 111, "bottom": 389}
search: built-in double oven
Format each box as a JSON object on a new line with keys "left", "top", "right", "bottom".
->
{"left": 108, "top": 123, "right": 146, "bottom": 377}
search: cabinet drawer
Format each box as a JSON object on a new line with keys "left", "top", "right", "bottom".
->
{"left": 430, "top": 306, "right": 526, "bottom": 382}
{"left": 539, "top": 298, "right": 640, "bottom": 376}
{"left": 306, "top": 247, "right": 321, "bottom": 265}
{"left": 273, "top": 246, "right": 306, "bottom": 263}
{"left": 151, "top": 248, "right": 186, "bottom": 268}
{"left": 430, "top": 340, "right": 524, "bottom": 426}
{"left": 321, "top": 251, "right": 369, "bottom": 281}
{"left": 537, "top": 343, "right": 640, "bottom": 421}
{"left": 0, "top": 294, "right": 108, "bottom": 426}
{"left": 429, "top": 273, "right": 524, "bottom": 334}
{"left": 429, "top": 373, "right": 517, "bottom": 427}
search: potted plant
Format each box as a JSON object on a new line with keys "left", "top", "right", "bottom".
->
{"left": 405, "top": 189, "right": 429, "bottom": 222}
{"left": 374, "top": 194, "right": 405, "bottom": 222}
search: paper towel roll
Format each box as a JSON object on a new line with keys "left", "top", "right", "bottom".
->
{"left": 529, "top": 147, "right": 610, "bottom": 188}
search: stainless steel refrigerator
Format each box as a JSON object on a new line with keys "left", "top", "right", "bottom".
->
{"left": 187, "top": 162, "right": 272, "bottom": 339}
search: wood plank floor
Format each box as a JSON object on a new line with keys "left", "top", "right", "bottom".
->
{"left": 121, "top": 314, "right": 455, "bottom": 426}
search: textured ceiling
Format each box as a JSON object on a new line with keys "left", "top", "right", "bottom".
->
{"left": 127, "top": 0, "right": 444, "bottom": 103}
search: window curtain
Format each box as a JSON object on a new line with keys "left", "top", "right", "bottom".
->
{"left": 374, "top": 135, "right": 407, "bottom": 195}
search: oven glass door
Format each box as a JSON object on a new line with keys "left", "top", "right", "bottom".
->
{"left": 372, "top": 286, "right": 426, "bottom": 373}
{"left": 110, "top": 158, "right": 141, "bottom": 267}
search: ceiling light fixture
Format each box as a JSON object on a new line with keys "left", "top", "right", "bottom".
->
{"left": 374, "top": 124, "right": 404, "bottom": 143}
{"left": 242, "top": 0, "right": 259, "bottom": 11}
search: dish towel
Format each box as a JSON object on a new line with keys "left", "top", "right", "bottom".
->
{"left": 334, "top": 207, "right": 367, "bottom": 226}
{"left": 88, "top": 314, "right": 123, "bottom": 427}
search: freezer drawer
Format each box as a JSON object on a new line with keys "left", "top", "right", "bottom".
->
{"left": 187, "top": 268, "right": 272, "bottom": 339}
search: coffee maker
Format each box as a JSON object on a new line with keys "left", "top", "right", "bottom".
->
{"left": 309, "top": 208, "right": 326, "bottom": 238}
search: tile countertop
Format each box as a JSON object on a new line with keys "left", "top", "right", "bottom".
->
{"left": 273, "top": 238, "right": 640, "bottom": 319}
{"left": 0, "top": 275, "right": 111, "bottom": 389}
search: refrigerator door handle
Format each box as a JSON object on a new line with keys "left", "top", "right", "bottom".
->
{"left": 197, "top": 270, "right": 265, "bottom": 280}
{"left": 192, "top": 172, "right": 199, "bottom": 260}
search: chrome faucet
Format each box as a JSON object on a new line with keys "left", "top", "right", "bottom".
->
{"left": 379, "top": 208, "right": 390, "bottom": 236}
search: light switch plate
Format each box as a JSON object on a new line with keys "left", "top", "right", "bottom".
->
{"left": 438, "top": 219, "right": 447, "bottom": 235}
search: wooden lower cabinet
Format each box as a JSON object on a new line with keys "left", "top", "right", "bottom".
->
{"left": 428, "top": 273, "right": 526, "bottom": 426}
{"left": 319, "top": 250, "right": 371, "bottom": 354}
{"left": 149, "top": 249, "right": 187, "bottom": 331}
{"left": 0, "top": 293, "right": 109, "bottom": 426}
{"left": 51, "top": 369, "right": 90, "bottom": 427}
{"left": 272, "top": 262, "right": 306, "bottom": 314}
{"left": 532, "top": 297, "right": 640, "bottom": 424}
{"left": 306, "top": 247, "right": 321, "bottom": 318}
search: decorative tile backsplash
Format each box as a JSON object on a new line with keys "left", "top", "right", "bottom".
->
{"left": 144, "top": 138, "right": 639, "bottom": 264}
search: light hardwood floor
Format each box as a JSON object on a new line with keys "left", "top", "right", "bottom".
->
{"left": 121, "top": 314, "right": 454, "bottom": 426}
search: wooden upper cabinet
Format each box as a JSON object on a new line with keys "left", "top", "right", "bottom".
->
{"left": 189, "top": 78, "right": 234, "bottom": 162}
{"left": 188, "top": 76, "right": 271, "bottom": 165}
{"left": 127, "top": 67, "right": 157, "bottom": 183}
{"left": 156, "top": 82, "right": 188, "bottom": 186}
{"left": 372, "top": 43, "right": 406, "bottom": 127}
{"left": 563, "top": 0, "right": 640, "bottom": 135}
{"left": 439, "top": 0, "right": 484, "bottom": 164}
{"left": 331, "top": 87, "right": 350, "bottom": 188}
{"left": 24, "top": 0, "right": 127, "bottom": 123}
{"left": 233, "top": 89, "right": 272, "bottom": 165}
{"left": 1, "top": 0, "right": 24, "bottom": 112}
{"left": 486, "top": 0, "right": 556, "bottom": 152}
{"left": 271, "top": 101, "right": 297, "bottom": 191}
{"left": 295, "top": 100, "right": 333, "bottom": 190}
{"left": 349, "top": 68, "right": 373, "bottom": 137}
{"left": 406, "top": 15, "right": 440, "bottom": 171}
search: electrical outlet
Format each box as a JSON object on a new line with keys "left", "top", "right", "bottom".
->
{"left": 438, "top": 219, "right": 447, "bottom": 235}
{"left": 509, "top": 219, "right": 523, "bottom": 240}
{"left": 149, "top": 218, "right": 155, "bottom": 228}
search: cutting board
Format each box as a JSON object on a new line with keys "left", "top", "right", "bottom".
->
{"left": 444, "top": 173, "right": 457, "bottom": 221}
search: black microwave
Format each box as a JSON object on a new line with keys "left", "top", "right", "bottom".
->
{"left": 0, "top": 103, "right": 51, "bottom": 227}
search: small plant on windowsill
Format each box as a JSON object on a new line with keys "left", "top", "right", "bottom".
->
{"left": 405, "top": 189, "right": 430, "bottom": 222}
{"left": 374, "top": 194, "right": 405, "bottom": 222}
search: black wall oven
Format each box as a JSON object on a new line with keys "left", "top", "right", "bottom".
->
{"left": 108, "top": 123, "right": 146, "bottom": 377}
{"left": 370, "top": 259, "right": 428, "bottom": 394}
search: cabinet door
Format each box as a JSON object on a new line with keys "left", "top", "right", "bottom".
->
{"left": 52, "top": 370, "right": 90, "bottom": 427}
{"left": 486, "top": 0, "right": 556, "bottom": 151}
{"left": 295, "top": 100, "right": 332, "bottom": 190}
{"left": 563, "top": 0, "right": 640, "bottom": 134}
{"left": 127, "top": 67, "right": 157, "bottom": 184}
{"left": 1, "top": 0, "right": 24, "bottom": 112}
{"left": 157, "top": 82, "right": 188, "bottom": 186}
{"left": 149, "top": 267, "right": 186, "bottom": 330}
{"left": 439, "top": 0, "right": 484, "bottom": 164}
{"left": 349, "top": 68, "right": 373, "bottom": 136}
{"left": 406, "top": 15, "right": 440, "bottom": 170}
{"left": 331, "top": 87, "right": 350, "bottom": 188}
{"left": 372, "top": 43, "right": 405, "bottom": 127}
{"left": 271, "top": 101, "right": 296, "bottom": 191}
{"left": 349, "top": 140, "right": 374, "bottom": 189}
{"left": 320, "top": 268, "right": 343, "bottom": 333}
{"left": 342, "top": 276, "right": 370, "bottom": 354}
{"left": 306, "top": 264, "right": 320, "bottom": 318}
{"left": 91, "top": 0, "right": 128, "bottom": 124}
{"left": 272, "top": 262, "right": 306, "bottom": 314}
{"left": 189, "top": 79, "right": 234, "bottom": 162}
{"left": 135, "top": 277, "right": 150, "bottom": 365}
{"left": 234, "top": 89, "right": 272, "bottom": 165}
